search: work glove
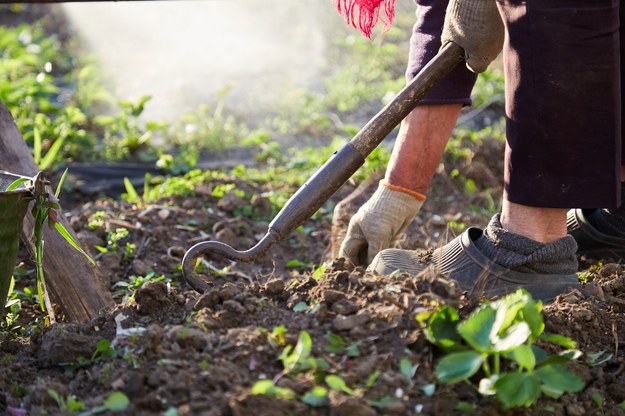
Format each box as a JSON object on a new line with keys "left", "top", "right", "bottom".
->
{"left": 441, "top": 0, "right": 504, "bottom": 73}
{"left": 339, "top": 181, "right": 424, "bottom": 266}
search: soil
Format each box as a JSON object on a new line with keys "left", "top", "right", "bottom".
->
{"left": 2, "top": 5, "right": 625, "bottom": 416}
{"left": 2, "top": 134, "right": 625, "bottom": 416}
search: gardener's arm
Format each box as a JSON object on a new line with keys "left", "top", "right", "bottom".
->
{"left": 338, "top": 104, "right": 460, "bottom": 265}
{"left": 339, "top": 0, "right": 503, "bottom": 266}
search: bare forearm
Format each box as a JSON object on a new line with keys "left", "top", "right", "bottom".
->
{"left": 385, "top": 104, "right": 463, "bottom": 194}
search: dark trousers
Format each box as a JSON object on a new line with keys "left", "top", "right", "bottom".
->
{"left": 408, "top": 0, "right": 623, "bottom": 209}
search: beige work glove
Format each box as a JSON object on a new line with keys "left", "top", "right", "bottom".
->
{"left": 339, "top": 182, "right": 424, "bottom": 266}
{"left": 441, "top": 0, "right": 504, "bottom": 73}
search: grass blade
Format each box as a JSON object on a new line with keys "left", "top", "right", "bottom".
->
{"left": 55, "top": 168, "right": 69, "bottom": 198}
{"left": 123, "top": 177, "right": 140, "bottom": 203}
{"left": 34, "top": 127, "right": 42, "bottom": 164}
{"left": 39, "top": 136, "right": 66, "bottom": 171}
{"left": 6, "top": 177, "right": 29, "bottom": 191}
{"left": 54, "top": 222, "right": 96, "bottom": 265}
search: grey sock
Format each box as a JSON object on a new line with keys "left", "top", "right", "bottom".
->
{"left": 474, "top": 214, "right": 578, "bottom": 274}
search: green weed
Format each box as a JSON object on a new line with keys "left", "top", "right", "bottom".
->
{"left": 113, "top": 271, "right": 171, "bottom": 302}
{"left": 48, "top": 389, "right": 86, "bottom": 414}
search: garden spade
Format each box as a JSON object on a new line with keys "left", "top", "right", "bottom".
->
{"left": 182, "top": 42, "right": 465, "bottom": 292}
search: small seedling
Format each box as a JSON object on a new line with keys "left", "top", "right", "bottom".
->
{"left": 417, "top": 289, "right": 585, "bottom": 409}
{"left": 300, "top": 386, "right": 329, "bottom": 407}
{"left": 324, "top": 332, "right": 360, "bottom": 357}
{"left": 364, "top": 370, "right": 381, "bottom": 389}
{"left": 292, "top": 302, "right": 308, "bottom": 312}
{"left": 48, "top": 389, "right": 86, "bottom": 414}
{"left": 61, "top": 338, "right": 116, "bottom": 371}
{"left": 454, "top": 401, "right": 477, "bottom": 414}
{"left": 82, "top": 391, "right": 130, "bottom": 415}
{"left": 251, "top": 379, "right": 296, "bottom": 400}
{"left": 291, "top": 300, "right": 320, "bottom": 314}
{"left": 588, "top": 350, "right": 613, "bottom": 367}
{"left": 592, "top": 393, "right": 607, "bottom": 415}
{"left": 268, "top": 326, "right": 288, "bottom": 347}
{"left": 311, "top": 263, "right": 327, "bottom": 281}
{"left": 369, "top": 396, "right": 400, "bottom": 411}
{"left": 279, "top": 330, "right": 327, "bottom": 375}
{"left": 325, "top": 374, "right": 355, "bottom": 395}
{"left": 399, "top": 357, "right": 417, "bottom": 385}
{"left": 113, "top": 272, "right": 169, "bottom": 301}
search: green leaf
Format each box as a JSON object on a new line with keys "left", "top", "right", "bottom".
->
{"left": 532, "top": 345, "right": 548, "bottom": 365}
{"left": 592, "top": 393, "right": 603, "bottom": 408}
{"left": 325, "top": 374, "right": 355, "bottom": 395}
{"left": 66, "top": 396, "right": 85, "bottom": 412}
{"left": 494, "top": 372, "right": 541, "bottom": 408}
{"left": 324, "top": 332, "right": 345, "bottom": 354}
{"left": 283, "top": 331, "right": 312, "bottom": 372}
{"left": 478, "top": 375, "right": 499, "bottom": 396}
{"left": 311, "top": 263, "right": 326, "bottom": 281}
{"left": 292, "top": 302, "right": 308, "bottom": 312}
{"left": 164, "top": 408, "right": 178, "bottom": 416}
{"left": 457, "top": 305, "right": 497, "bottom": 352}
{"left": 123, "top": 177, "right": 140, "bottom": 203}
{"left": 6, "top": 177, "right": 29, "bottom": 191}
{"left": 491, "top": 289, "right": 531, "bottom": 334}
{"left": 55, "top": 168, "right": 69, "bottom": 198}
{"left": 365, "top": 370, "right": 381, "bottom": 388}
{"left": 493, "top": 322, "right": 531, "bottom": 352}
{"left": 435, "top": 351, "right": 484, "bottom": 384}
{"left": 103, "top": 392, "right": 130, "bottom": 411}
{"left": 560, "top": 349, "right": 583, "bottom": 361}
{"left": 399, "top": 358, "right": 414, "bottom": 383}
{"left": 346, "top": 342, "right": 360, "bottom": 357}
{"left": 269, "top": 326, "right": 287, "bottom": 346}
{"left": 588, "top": 350, "right": 613, "bottom": 367}
{"left": 535, "top": 364, "right": 585, "bottom": 399}
{"left": 143, "top": 172, "right": 152, "bottom": 203}
{"left": 370, "top": 396, "right": 399, "bottom": 410}
{"left": 47, "top": 389, "right": 62, "bottom": 404}
{"left": 454, "top": 401, "right": 476, "bottom": 413}
{"left": 54, "top": 222, "right": 96, "bottom": 265}
{"left": 504, "top": 344, "right": 536, "bottom": 371}
{"left": 540, "top": 333, "right": 576, "bottom": 349}
{"left": 6, "top": 276, "right": 16, "bottom": 305}
{"left": 300, "top": 386, "right": 329, "bottom": 407}
{"left": 39, "top": 136, "right": 66, "bottom": 171}
{"left": 418, "top": 306, "right": 463, "bottom": 350}
{"left": 420, "top": 383, "right": 436, "bottom": 397}
{"left": 34, "top": 127, "right": 42, "bottom": 164}
{"left": 251, "top": 380, "right": 296, "bottom": 399}
{"left": 520, "top": 298, "right": 544, "bottom": 338}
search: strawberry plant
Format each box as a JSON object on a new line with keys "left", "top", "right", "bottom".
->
{"left": 417, "top": 289, "right": 585, "bottom": 409}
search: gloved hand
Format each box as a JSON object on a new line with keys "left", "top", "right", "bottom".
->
{"left": 441, "top": 0, "right": 504, "bottom": 73}
{"left": 339, "top": 181, "right": 424, "bottom": 266}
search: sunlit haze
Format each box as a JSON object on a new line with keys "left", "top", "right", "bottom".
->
{"left": 61, "top": 0, "right": 338, "bottom": 120}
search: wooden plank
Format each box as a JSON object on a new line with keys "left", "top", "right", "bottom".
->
{"left": 0, "top": 101, "right": 114, "bottom": 322}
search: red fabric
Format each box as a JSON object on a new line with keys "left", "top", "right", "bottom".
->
{"left": 336, "top": 0, "right": 396, "bottom": 39}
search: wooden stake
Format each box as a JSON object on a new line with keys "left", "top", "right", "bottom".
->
{"left": 0, "top": 101, "right": 114, "bottom": 322}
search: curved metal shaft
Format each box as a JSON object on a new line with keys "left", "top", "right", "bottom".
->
{"left": 182, "top": 232, "right": 278, "bottom": 292}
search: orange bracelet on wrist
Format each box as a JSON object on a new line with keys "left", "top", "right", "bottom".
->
{"left": 382, "top": 181, "right": 426, "bottom": 202}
